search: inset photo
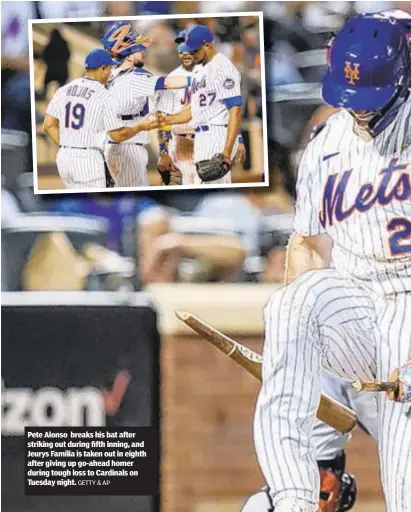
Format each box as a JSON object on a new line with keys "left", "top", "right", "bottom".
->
{"left": 30, "top": 12, "right": 267, "bottom": 194}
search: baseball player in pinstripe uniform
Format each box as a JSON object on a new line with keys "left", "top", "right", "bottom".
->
{"left": 158, "top": 25, "right": 243, "bottom": 185}
{"left": 100, "top": 22, "right": 190, "bottom": 188}
{"left": 253, "top": 13, "right": 411, "bottom": 512}
{"left": 156, "top": 30, "right": 246, "bottom": 186}
{"left": 43, "top": 48, "right": 157, "bottom": 189}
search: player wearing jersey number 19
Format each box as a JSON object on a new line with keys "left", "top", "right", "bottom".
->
{"left": 43, "top": 48, "right": 157, "bottom": 189}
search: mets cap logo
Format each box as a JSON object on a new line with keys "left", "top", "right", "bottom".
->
{"left": 344, "top": 61, "right": 360, "bottom": 85}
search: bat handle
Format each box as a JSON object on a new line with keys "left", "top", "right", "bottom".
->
{"left": 352, "top": 380, "right": 399, "bottom": 393}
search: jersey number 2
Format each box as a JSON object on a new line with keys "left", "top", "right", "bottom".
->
{"left": 387, "top": 218, "right": 411, "bottom": 255}
{"left": 65, "top": 102, "right": 85, "bottom": 129}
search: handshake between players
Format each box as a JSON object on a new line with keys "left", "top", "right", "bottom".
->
{"left": 43, "top": 22, "right": 244, "bottom": 189}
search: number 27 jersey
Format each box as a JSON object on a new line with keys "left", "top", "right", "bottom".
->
{"left": 46, "top": 77, "right": 122, "bottom": 148}
{"left": 190, "top": 52, "right": 241, "bottom": 128}
{"left": 294, "top": 99, "right": 411, "bottom": 292}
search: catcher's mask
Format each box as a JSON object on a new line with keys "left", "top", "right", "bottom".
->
{"left": 101, "top": 22, "right": 151, "bottom": 59}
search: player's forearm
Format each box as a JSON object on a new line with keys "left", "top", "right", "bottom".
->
{"left": 223, "top": 106, "right": 242, "bottom": 158}
{"left": 164, "top": 75, "right": 190, "bottom": 90}
{"left": 109, "top": 123, "right": 145, "bottom": 143}
{"left": 164, "top": 106, "right": 192, "bottom": 125}
{"left": 43, "top": 125, "right": 60, "bottom": 146}
{"left": 284, "top": 233, "right": 332, "bottom": 285}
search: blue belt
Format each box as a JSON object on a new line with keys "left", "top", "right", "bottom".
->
{"left": 195, "top": 124, "right": 228, "bottom": 132}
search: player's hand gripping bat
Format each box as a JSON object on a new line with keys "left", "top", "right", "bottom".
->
{"left": 175, "top": 311, "right": 357, "bottom": 434}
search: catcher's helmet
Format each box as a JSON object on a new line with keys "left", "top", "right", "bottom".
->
{"left": 322, "top": 13, "right": 410, "bottom": 134}
{"left": 101, "top": 22, "right": 151, "bottom": 59}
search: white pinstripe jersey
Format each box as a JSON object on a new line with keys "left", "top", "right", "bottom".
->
{"left": 106, "top": 66, "right": 160, "bottom": 144}
{"left": 156, "top": 65, "right": 195, "bottom": 135}
{"left": 46, "top": 77, "right": 122, "bottom": 148}
{"left": 294, "top": 99, "right": 411, "bottom": 290}
{"left": 190, "top": 52, "right": 241, "bottom": 127}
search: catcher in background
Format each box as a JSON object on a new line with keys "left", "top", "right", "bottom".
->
{"left": 157, "top": 24, "right": 243, "bottom": 185}
{"left": 156, "top": 30, "right": 246, "bottom": 186}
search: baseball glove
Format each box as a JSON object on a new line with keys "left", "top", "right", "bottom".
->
{"left": 196, "top": 153, "right": 232, "bottom": 182}
{"left": 158, "top": 163, "right": 182, "bottom": 186}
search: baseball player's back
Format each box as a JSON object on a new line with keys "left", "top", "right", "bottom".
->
{"left": 51, "top": 77, "right": 113, "bottom": 147}
{"left": 107, "top": 67, "right": 154, "bottom": 145}
{"left": 46, "top": 75, "right": 122, "bottom": 188}
{"left": 104, "top": 66, "right": 157, "bottom": 187}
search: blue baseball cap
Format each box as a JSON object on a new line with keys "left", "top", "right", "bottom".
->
{"left": 178, "top": 25, "right": 214, "bottom": 52}
{"left": 174, "top": 30, "right": 187, "bottom": 44}
{"left": 322, "top": 14, "right": 409, "bottom": 111}
{"left": 84, "top": 48, "right": 118, "bottom": 69}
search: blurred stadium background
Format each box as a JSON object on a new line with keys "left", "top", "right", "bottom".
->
{"left": 3, "top": 1, "right": 409, "bottom": 511}
{"left": 32, "top": 14, "right": 264, "bottom": 189}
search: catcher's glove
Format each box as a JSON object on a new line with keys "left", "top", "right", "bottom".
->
{"left": 196, "top": 153, "right": 231, "bottom": 182}
{"left": 158, "top": 163, "right": 182, "bottom": 186}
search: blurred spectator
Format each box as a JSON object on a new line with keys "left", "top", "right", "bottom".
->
{"left": 47, "top": 193, "right": 171, "bottom": 284}
{"left": 142, "top": 225, "right": 246, "bottom": 283}
{"left": 36, "top": 29, "right": 70, "bottom": 101}
{"left": 137, "top": 1, "right": 172, "bottom": 15}
{"left": 1, "top": 1, "right": 35, "bottom": 133}
{"left": 193, "top": 151, "right": 294, "bottom": 283}
{"left": 37, "top": 1, "right": 104, "bottom": 19}
{"left": 38, "top": 1, "right": 133, "bottom": 19}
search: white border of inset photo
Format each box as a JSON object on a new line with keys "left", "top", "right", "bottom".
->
{"left": 29, "top": 11, "right": 268, "bottom": 195}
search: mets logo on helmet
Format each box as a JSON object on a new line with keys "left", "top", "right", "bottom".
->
{"left": 344, "top": 61, "right": 360, "bottom": 85}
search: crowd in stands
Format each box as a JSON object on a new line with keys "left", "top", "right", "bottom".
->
{"left": 2, "top": 1, "right": 408, "bottom": 292}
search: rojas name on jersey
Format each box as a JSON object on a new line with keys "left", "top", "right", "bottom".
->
{"left": 66, "top": 85, "right": 95, "bottom": 100}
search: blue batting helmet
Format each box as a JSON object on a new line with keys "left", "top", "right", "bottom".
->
{"left": 322, "top": 13, "right": 410, "bottom": 135}
{"left": 101, "top": 22, "right": 151, "bottom": 59}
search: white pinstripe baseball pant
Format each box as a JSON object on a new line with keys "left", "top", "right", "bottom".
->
{"left": 193, "top": 125, "right": 238, "bottom": 185}
{"left": 169, "top": 134, "right": 196, "bottom": 185}
{"left": 254, "top": 268, "right": 411, "bottom": 512}
{"left": 56, "top": 147, "right": 106, "bottom": 189}
{"left": 104, "top": 142, "right": 149, "bottom": 188}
